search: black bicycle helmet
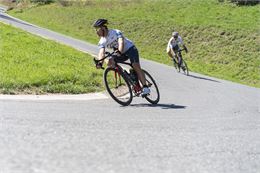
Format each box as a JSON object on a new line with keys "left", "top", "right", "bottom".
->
{"left": 93, "top": 19, "right": 108, "bottom": 27}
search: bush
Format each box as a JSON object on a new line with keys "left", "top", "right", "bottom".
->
{"left": 11, "top": 0, "right": 55, "bottom": 4}
{"left": 30, "top": 0, "right": 55, "bottom": 4}
{"left": 56, "top": 0, "right": 92, "bottom": 7}
{"left": 57, "top": 0, "right": 73, "bottom": 7}
{"left": 218, "top": 0, "right": 260, "bottom": 5}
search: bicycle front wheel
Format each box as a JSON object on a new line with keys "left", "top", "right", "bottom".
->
{"left": 172, "top": 58, "right": 180, "bottom": 72}
{"left": 181, "top": 59, "right": 189, "bottom": 76}
{"left": 104, "top": 67, "right": 133, "bottom": 106}
{"left": 143, "top": 70, "right": 160, "bottom": 104}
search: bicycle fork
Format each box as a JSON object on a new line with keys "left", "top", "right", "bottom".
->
{"left": 114, "top": 68, "right": 122, "bottom": 88}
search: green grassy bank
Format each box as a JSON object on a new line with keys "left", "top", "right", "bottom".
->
{"left": 0, "top": 23, "right": 103, "bottom": 94}
{"left": 7, "top": 0, "right": 259, "bottom": 88}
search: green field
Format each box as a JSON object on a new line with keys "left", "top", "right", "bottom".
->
{"left": 0, "top": 23, "right": 103, "bottom": 94}
{"left": 1, "top": 0, "right": 259, "bottom": 94}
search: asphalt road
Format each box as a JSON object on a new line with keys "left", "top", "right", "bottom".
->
{"left": 1, "top": 12, "right": 260, "bottom": 173}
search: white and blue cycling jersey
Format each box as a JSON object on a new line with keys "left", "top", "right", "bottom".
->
{"left": 167, "top": 36, "right": 184, "bottom": 50}
{"left": 98, "top": 29, "right": 134, "bottom": 53}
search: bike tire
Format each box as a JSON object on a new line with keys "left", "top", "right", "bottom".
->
{"left": 142, "top": 70, "right": 160, "bottom": 104}
{"left": 172, "top": 58, "right": 180, "bottom": 72}
{"left": 181, "top": 60, "right": 189, "bottom": 76}
{"left": 104, "top": 67, "right": 133, "bottom": 106}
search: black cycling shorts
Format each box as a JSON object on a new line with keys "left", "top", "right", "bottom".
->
{"left": 124, "top": 46, "right": 140, "bottom": 64}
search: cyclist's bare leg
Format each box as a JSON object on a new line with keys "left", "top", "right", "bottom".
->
{"left": 167, "top": 50, "right": 173, "bottom": 59}
{"left": 167, "top": 48, "right": 178, "bottom": 63}
{"left": 132, "top": 62, "right": 146, "bottom": 87}
{"left": 167, "top": 47, "right": 174, "bottom": 60}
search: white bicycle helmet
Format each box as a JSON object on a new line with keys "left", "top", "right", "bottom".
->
{"left": 172, "top": 31, "right": 179, "bottom": 38}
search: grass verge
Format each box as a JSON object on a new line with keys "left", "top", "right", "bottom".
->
{"left": 3, "top": 0, "right": 260, "bottom": 89}
{"left": 0, "top": 22, "right": 103, "bottom": 94}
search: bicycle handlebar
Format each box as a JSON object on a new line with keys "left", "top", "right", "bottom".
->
{"left": 178, "top": 49, "right": 186, "bottom": 52}
{"left": 93, "top": 51, "right": 116, "bottom": 69}
{"left": 94, "top": 51, "right": 116, "bottom": 62}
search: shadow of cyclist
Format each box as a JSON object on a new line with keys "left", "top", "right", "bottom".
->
{"left": 188, "top": 74, "right": 220, "bottom": 83}
{"left": 130, "top": 103, "right": 186, "bottom": 109}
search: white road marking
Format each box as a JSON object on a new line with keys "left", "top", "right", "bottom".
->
{"left": 0, "top": 92, "right": 108, "bottom": 101}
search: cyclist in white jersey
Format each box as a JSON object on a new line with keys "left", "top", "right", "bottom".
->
{"left": 93, "top": 19, "right": 150, "bottom": 96}
{"left": 166, "top": 31, "right": 188, "bottom": 64}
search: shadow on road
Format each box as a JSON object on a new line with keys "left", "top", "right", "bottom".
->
{"left": 188, "top": 74, "right": 220, "bottom": 83}
{"left": 130, "top": 103, "right": 186, "bottom": 109}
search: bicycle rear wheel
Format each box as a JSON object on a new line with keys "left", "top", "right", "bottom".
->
{"left": 142, "top": 70, "right": 160, "bottom": 104}
{"left": 104, "top": 67, "right": 133, "bottom": 106}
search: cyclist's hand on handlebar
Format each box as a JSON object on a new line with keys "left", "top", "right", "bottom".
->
{"left": 93, "top": 57, "right": 103, "bottom": 69}
{"left": 96, "top": 62, "right": 103, "bottom": 69}
{"left": 114, "top": 49, "right": 122, "bottom": 56}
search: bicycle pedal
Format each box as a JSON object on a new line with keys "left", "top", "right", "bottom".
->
{"left": 141, "top": 93, "right": 150, "bottom": 98}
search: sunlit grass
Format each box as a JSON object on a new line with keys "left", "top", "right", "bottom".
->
{"left": 0, "top": 23, "right": 103, "bottom": 94}
{"left": 6, "top": 0, "right": 260, "bottom": 88}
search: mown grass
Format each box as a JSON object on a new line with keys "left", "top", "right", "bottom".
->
{"left": 0, "top": 23, "right": 103, "bottom": 94}
{"left": 5, "top": 0, "right": 260, "bottom": 88}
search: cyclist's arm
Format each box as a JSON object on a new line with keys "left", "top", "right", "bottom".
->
{"left": 98, "top": 47, "right": 105, "bottom": 61}
{"left": 179, "top": 36, "right": 188, "bottom": 52}
{"left": 166, "top": 39, "right": 172, "bottom": 51}
{"left": 97, "top": 38, "right": 106, "bottom": 60}
{"left": 95, "top": 48, "right": 105, "bottom": 69}
{"left": 166, "top": 38, "right": 175, "bottom": 58}
{"left": 117, "top": 37, "right": 124, "bottom": 54}
{"left": 183, "top": 44, "right": 188, "bottom": 53}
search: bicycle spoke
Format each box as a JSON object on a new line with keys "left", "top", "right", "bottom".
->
{"left": 104, "top": 67, "right": 133, "bottom": 106}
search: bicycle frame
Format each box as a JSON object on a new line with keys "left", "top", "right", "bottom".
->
{"left": 114, "top": 61, "right": 142, "bottom": 95}
{"left": 173, "top": 49, "right": 184, "bottom": 66}
{"left": 94, "top": 50, "right": 160, "bottom": 105}
{"left": 171, "top": 49, "right": 189, "bottom": 75}
{"left": 94, "top": 51, "right": 142, "bottom": 94}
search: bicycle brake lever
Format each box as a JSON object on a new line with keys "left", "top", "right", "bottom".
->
{"left": 93, "top": 57, "right": 98, "bottom": 63}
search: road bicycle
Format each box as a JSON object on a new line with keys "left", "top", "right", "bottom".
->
{"left": 94, "top": 51, "right": 160, "bottom": 106}
{"left": 172, "top": 49, "right": 189, "bottom": 75}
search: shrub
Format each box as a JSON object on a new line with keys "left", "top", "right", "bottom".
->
{"left": 30, "top": 0, "right": 55, "bottom": 4}
{"left": 218, "top": 0, "right": 260, "bottom": 5}
{"left": 57, "top": 0, "right": 73, "bottom": 7}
